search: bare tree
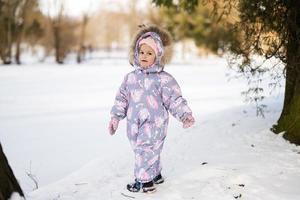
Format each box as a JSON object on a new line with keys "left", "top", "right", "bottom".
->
{"left": 47, "top": 0, "right": 65, "bottom": 64}
{"left": 14, "top": 0, "right": 37, "bottom": 64}
{"left": 0, "top": 0, "right": 18, "bottom": 64}
{"left": 46, "top": 0, "right": 79, "bottom": 64}
{"left": 128, "top": 0, "right": 141, "bottom": 38}
{"left": 0, "top": 0, "right": 42, "bottom": 64}
{"left": 77, "top": 14, "right": 89, "bottom": 63}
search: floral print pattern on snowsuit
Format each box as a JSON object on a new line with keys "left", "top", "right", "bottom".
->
{"left": 110, "top": 32, "right": 192, "bottom": 183}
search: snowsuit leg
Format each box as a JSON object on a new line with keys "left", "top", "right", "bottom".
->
{"left": 127, "top": 120, "right": 168, "bottom": 183}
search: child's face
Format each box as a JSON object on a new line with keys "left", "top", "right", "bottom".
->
{"left": 138, "top": 44, "right": 156, "bottom": 68}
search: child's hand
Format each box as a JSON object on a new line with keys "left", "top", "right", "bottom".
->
{"left": 108, "top": 117, "right": 119, "bottom": 135}
{"left": 182, "top": 115, "right": 195, "bottom": 129}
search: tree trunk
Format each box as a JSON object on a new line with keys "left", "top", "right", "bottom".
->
{"left": 53, "top": 24, "right": 63, "bottom": 64}
{"left": 3, "top": 0, "right": 13, "bottom": 65}
{"left": 77, "top": 15, "right": 88, "bottom": 64}
{"left": 15, "top": 25, "right": 23, "bottom": 65}
{"left": 15, "top": 0, "right": 30, "bottom": 65}
{"left": 0, "top": 143, "right": 24, "bottom": 200}
{"left": 272, "top": 3, "right": 300, "bottom": 145}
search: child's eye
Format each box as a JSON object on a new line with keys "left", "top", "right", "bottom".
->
{"left": 148, "top": 52, "right": 152, "bottom": 55}
{"left": 140, "top": 51, "right": 144, "bottom": 54}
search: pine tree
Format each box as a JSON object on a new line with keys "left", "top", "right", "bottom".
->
{"left": 153, "top": 0, "right": 300, "bottom": 144}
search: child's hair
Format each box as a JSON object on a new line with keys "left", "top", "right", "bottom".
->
{"left": 129, "top": 25, "right": 173, "bottom": 67}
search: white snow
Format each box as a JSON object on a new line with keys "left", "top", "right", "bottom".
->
{"left": 8, "top": 193, "right": 25, "bottom": 200}
{"left": 1, "top": 57, "right": 300, "bottom": 200}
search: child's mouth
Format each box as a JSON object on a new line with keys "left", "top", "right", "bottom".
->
{"left": 141, "top": 60, "right": 148, "bottom": 62}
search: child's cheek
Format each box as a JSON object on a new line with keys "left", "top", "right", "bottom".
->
{"left": 150, "top": 56, "right": 156, "bottom": 65}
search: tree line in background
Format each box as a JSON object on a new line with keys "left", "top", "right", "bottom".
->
{"left": 0, "top": 0, "right": 148, "bottom": 65}
{"left": 0, "top": 0, "right": 42, "bottom": 64}
{"left": 0, "top": 0, "right": 240, "bottom": 65}
{"left": 0, "top": 0, "right": 80, "bottom": 64}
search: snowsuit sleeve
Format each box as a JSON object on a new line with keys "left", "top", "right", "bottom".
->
{"left": 161, "top": 73, "right": 192, "bottom": 122}
{"left": 110, "top": 75, "right": 129, "bottom": 120}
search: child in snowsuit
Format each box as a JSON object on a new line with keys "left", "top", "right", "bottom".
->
{"left": 108, "top": 25, "right": 195, "bottom": 193}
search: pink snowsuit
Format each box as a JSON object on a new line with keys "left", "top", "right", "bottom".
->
{"left": 110, "top": 32, "right": 193, "bottom": 183}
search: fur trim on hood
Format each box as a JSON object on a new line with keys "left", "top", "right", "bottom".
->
{"left": 129, "top": 25, "right": 173, "bottom": 67}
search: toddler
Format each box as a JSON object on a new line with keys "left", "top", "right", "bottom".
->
{"left": 108, "top": 25, "right": 195, "bottom": 193}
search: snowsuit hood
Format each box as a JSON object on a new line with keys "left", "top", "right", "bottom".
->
{"left": 129, "top": 25, "right": 173, "bottom": 73}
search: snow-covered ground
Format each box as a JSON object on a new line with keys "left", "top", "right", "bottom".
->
{"left": 1, "top": 57, "right": 300, "bottom": 200}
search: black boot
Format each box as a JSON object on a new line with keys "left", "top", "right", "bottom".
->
{"left": 153, "top": 173, "right": 164, "bottom": 184}
{"left": 127, "top": 180, "right": 156, "bottom": 193}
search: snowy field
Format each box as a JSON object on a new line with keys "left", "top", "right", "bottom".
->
{"left": 1, "top": 57, "right": 300, "bottom": 200}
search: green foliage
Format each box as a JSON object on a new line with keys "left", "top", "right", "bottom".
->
{"left": 153, "top": 0, "right": 300, "bottom": 146}
{"left": 233, "top": 0, "right": 287, "bottom": 62}
{"left": 152, "top": 0, "right": 289, "bottom": 63}
{"left": 152, "top": 0, "right": 287, "bottom": 114}
{"left": 153, "top": 0, "right": 198, "bottom": 12}
{"left": 151, "top": 3, "right": 237, "bottom": 54}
